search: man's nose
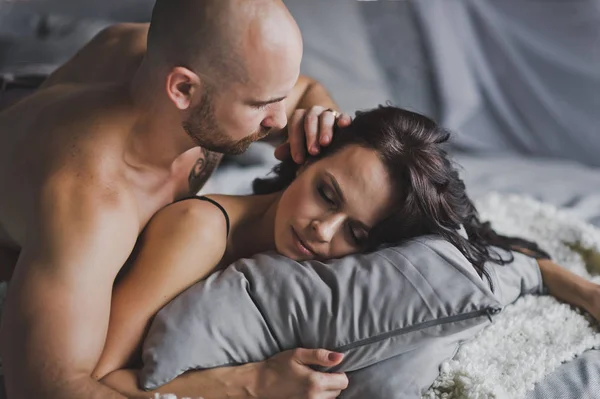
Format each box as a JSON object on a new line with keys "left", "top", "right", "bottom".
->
{"left": 311, "top": 214, "right": 345, "bottom": 243}
{"left": 263, "top": 101, "right": 287, "bottom": 131}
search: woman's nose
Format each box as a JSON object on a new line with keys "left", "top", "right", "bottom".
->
{"left": 311, "top": 214, "right": 344, "bottom": 243}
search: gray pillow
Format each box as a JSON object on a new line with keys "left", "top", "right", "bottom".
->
{"left": 340, "top": 250, "right": 545, "bottom": 398}
{"left": 340, "top": 323, "right": 480, "bottom": 398}
{"left": 139, "top": 236, "right": 537, "bottom": 390}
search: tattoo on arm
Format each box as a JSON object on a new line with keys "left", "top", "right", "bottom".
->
{"left": 188, "top": 148, "right": 222, "bottom": 195}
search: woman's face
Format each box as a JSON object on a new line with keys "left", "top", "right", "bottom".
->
{"left": 274, "top": 144, "right": 396, "bottom": 261}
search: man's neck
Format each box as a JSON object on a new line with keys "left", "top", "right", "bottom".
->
{"left": 126, "top": 108, "right": 196, "bottom": 171}
{"left": 125, "top": 67, "right": 197, "bottom": 171}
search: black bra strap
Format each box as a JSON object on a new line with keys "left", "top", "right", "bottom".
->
{"left": 174, "top": 196, "right": 230, "bottom": 237}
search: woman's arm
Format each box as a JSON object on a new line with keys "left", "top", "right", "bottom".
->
{"left": 95, "top": 198, "right": 350, "bottom": 399}
{"left": 92, "top": 199, "right": 228, "bottom": 380}
{"left": 537, "top": 258, "right": 600, "bottom": 321}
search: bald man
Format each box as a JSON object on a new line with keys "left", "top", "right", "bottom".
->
{"left": 0, "top": 1, "right": 351, "bottom": 398}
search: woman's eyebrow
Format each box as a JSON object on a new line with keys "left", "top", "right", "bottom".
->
{"left": 325, "top": 172, "right": 346, "bottom": 204}
{"left": 325, "top": 172, "right": 372, "bottom": 230}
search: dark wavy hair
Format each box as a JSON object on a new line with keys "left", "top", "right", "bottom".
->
{"left": 253, "top": 106, "right": 550, "bottom": 284}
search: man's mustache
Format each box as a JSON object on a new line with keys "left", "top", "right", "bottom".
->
{"left": 256, "top": 126, "right": 273, "bottom": 140}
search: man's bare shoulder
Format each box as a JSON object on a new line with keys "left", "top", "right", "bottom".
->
{"left": 0, "top": 83, "right": 139, "bottom": 234}
{"left": 44, "top": 166, "right": 139, "bottom": 223}
{"left": 41, "top": 23, "right": 150, "bottom": 88}
{"left": 34, "top": 85, "right": 138, "bottom": 188}
{"left": 5, "top": 82, "right": 133, "bottom": 133}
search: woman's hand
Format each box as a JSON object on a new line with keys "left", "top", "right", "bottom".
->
{"left": 275, "top": 106, "right": 353, "bottom": 164}
{"left": 255, "top": 348, "right": 349, "bottom": 399}
{"left": 536, "top": 258, "right": 600, "bottom": 324}
{"left": 585, "top": 283, "right": 600, "bottom": 323}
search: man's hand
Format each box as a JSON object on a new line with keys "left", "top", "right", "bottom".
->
{"left": 275, "top": 106, "right": 352, "bottom": 164}
{"left": 255, "top": 348, "right": 349, "bottom": 399}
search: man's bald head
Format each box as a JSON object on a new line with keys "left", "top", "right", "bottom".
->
{"left": 146, "top": 0, "right": 302, "bottom": 86}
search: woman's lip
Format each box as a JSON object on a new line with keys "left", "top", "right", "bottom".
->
{"left": 291, "top": 227, "right": 315, "bottom": 257}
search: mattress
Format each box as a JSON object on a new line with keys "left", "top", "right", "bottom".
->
{"left": 452, "top": 152, "right": 600, "bottom": 399}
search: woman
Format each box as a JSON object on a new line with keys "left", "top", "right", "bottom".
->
{"left": 96, "top": 106, "right": 600, "bottom": 398}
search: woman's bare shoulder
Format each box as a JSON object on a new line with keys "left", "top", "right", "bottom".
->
{"left": 150, "top": 197, "right": 230, "bottom": 243}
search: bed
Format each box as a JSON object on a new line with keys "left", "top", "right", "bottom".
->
{"left": 1, "top": 0, "right": 599, "bottom": 397}
{"left": 212, "top": 1, "right": 600, "bottom": 397}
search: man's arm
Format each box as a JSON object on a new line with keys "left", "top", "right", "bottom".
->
{"left": 284, "top": 75, "right": 339, "bottom": 121}
{"left": 263, "top": 75, "right": 341, "bottom": 147}
{"left": 0, "top": 180, "right": 140, "bottom": 399}
{"left": 92, "top": 200, "right": 228, "bottom": 379}
{"left": 272, "top": 75, "right": 353, "bottom": 164}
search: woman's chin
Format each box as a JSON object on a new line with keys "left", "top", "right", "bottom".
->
{"left": 277, "top": 246, "right": 310, "bottom": 262}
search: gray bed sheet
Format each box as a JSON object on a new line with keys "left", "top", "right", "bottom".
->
{"left": 454, "top": 153, "right": 600, "bottom": 228}
{"left": 525, "top": 349, "right": 600, "bottom": 399}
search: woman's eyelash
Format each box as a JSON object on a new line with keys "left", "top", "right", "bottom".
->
{"left": 349, "top": 227, "right": 363, "bottom": 246}
{"left": 317, "top": 183, "right": 365, "bottom": 246}
{"left": 255, "top": 103, "right": 269, "bottom": 111}
{"left": 318, "top": 185, "right": 335, "bottom": 205}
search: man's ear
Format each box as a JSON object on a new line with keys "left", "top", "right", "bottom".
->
{"left": 165, "top": 66, "right": 201, "bottom": 110}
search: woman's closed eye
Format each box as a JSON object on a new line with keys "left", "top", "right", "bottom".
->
{"left": 317, "top": 183, "right": 367, "bottom": 247}
{"left": 348, "top": 225, "right": 366, "bottom": 247}
{"left": 317, "top": 183, "right": 336, "bottom": 206}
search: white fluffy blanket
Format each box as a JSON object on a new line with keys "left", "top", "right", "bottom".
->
{"left": 0, "top": 193, "right": 599, "bottom": 399}
{"left": 424, "top": 193, "right": 600, "bottom": 399}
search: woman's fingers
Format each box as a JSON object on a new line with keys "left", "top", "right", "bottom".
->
{"left": 292, "top": 347, "right": 343, "bottom": 367}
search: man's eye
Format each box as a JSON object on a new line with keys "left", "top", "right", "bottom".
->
{"left": 317, "top": 184, "right": 335, "bottom": 205}
{"left": 255, "top": 103, "right": 269, "bottom": 111}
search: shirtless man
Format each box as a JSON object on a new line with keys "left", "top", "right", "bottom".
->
{"left": 0, "top": 1, "right": 351, "bottom": 398}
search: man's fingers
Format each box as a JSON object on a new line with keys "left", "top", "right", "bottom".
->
{"left": 293, "top": 348, "right": 344, "bottom": 368}
{"left": 319, "top": 111, "right": 351, "bottom": 147}
{"left": 288, "top": 109, "right": 307, "bottom": 164}
{"left": 318, "top": 110, "right": 336, "bottom": 147}
{"left": 274, "top": 142, "right": 291, "bottom": 161}
{"left": 303, "top": 106, "right": 324, "bottom": 155}
{"left": 283, "top": 107, "right": 352, "bottom": 164}
{"left": 336, "top": 113, "right": 352, "bottom": 127}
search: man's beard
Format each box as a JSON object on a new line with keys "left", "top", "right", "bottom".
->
{"left": 182, "top": 91, "right": 271, "bottom": 155}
